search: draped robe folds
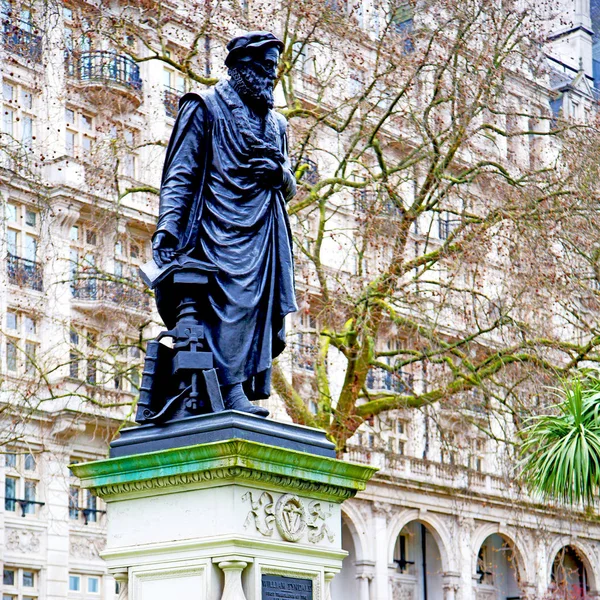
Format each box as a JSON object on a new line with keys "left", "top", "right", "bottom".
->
{"left": 154, "top": 80, "right": 297, "bottom": 399}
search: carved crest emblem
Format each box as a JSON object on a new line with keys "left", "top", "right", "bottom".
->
{"left": 275, "top": 494, "right": 307, "bottom": 542}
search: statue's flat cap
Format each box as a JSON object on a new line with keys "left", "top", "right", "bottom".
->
{"left": 225, "top": 31, "right": 284, "bottom": 67}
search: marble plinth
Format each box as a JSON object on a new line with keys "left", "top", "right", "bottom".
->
{"left": 71, "top": 415, "right": 376, "bottom": 600}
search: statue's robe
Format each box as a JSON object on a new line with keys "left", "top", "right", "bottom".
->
{"left": 154, "top": 80, "right": 297, "bottom": 399}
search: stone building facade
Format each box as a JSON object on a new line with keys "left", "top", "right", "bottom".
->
{"left": 1, "top": 1, "right": 600, "bottom": 599}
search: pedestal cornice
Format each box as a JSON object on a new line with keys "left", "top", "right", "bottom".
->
{"left": 71, "top": 438, "right": 377, "bottom": 503}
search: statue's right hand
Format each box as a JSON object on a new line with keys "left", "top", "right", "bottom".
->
{"left": 152, "top": 231, "right": 177, "bottom": 267}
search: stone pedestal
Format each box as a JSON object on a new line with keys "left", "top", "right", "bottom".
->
{"left": 71, "top": 412, "right": 376, "bottom": 600}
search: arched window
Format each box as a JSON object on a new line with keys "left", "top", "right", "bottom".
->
{"left": 551, "top": 546, "right": 590, "bottom": 599}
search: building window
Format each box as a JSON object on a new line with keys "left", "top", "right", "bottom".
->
{"left": 438, "top": 211, "right": 462, "bottom": 240}
{"left": 6, "top": 202, "right": 42, "bottom": 291}
{"left": 292, "top": 311, "right": 318, "bottom": 372}
{"left": 470, "top": 438, "right": 486, "bottom": 473}
{"left": 65, "top": 107, "right": 95, "bottom": 159}
{"left": 68, "top": 462, "right": 105, "bottom": 525}
{"left": 390, "top": 2, "right": 414, "bottom": 53}
{"left": 1, "top": 80, "right": 35, "bottom": 167}
{"left": 2, "top": 567, "right": 39, "bottom": 600}
{"left": 4, "top": 451, "right": 41, "bottom": 516}
{"left": 162, "top": 67, "right": 185, "bottom": 118}
{"left": 70, "top": 221, "right": 99, "bottom": 298}
{"left": 68, "top": 573, "right": 102, "bottom": 598}
{"left": 4, "top": 310, "right": 38, "bottom": 377}
{"left": 1, "top": 1, "right": 42, "bottom": 63}
{"left": 108, "top": 337, "right": 143, "bottom": 393}
{"left": 68, "top": 327, "right": 98, "bottom": 386}
{"left": 119, "top": 129, "right": 137, "bottom": 179}
{"left": 393, "top": 534, "right": 413, "bottom": 573}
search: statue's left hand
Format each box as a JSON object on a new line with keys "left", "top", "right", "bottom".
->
{"left": 248, "top": 157, "right": 282, "bottom": 186}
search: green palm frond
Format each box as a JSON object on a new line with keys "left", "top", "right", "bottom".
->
{"left": 520, "top": 378, "right": 600, "bottom": 507}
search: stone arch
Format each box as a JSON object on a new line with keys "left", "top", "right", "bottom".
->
{"left": 546, "top": 536, "right": 599, "bottom": 594}
{"left": 341, "top": 502, "right": 370, "bottom": 562}
{"left": 386, "top": 508, "right": 453, "bottom": 573}
{"left": 471, "top": 523, "right": 530, "bottom": 585}
{"left": 332, "top": 504, "right": 371, "bottom": 600}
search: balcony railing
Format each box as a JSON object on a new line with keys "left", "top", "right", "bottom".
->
{"left": 438, "top": 217, "right": 462, "bottom": 240}
{"left": 5, "top": 497, "right": 45, "bottom": 517}
{"left": 2, "top": 18, "right": 42, "bottom": 63}
{"left": 72, "top": 277, "right": 150, "bottom": 311}
{"left": 293, "top": 156, "right": 319, "bottom": 185}
{"left": 344, "top": 445, "right": 515, "bottom": 497}
{"left": 70, "top": 505, "right": 106, "bottom": 525}
{"left": 354, "top": 190, "right": 402, "bottom": 218}
{"left": 163, "top": 86, "right": 180, "bottom": 119}
{"left": 66, "top": 51, "right": 142, "bottom": 93}
{"left": 7, "top": 254, "right": 43, "bottom": 291}
{"left": 366, "top": 367, "right": 413, "bottom": 394}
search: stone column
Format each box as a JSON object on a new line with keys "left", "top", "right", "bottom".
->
{"left": 372, "top": 503, "right": 392, "bottom": 600}
{"left": 442, "top": 573, "right": 460, "bottom": 600}
{"left": 217, "top": 560, "right": 249, "bottom": 600}
{"left": 457, "top": 517, "right": 475, "bottom": 600}
{"left": 324, "top": 571, "right": 336, "bottom": 600}
{"left": 112, "top": 569, "right": 129, "bottom": 600}
{"left": 356, "top": 573, "right": 371, "bottom": 600}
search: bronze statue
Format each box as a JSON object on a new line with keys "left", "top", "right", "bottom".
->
{"left": 136, "top": 32, "right": 297, "bottom": 423}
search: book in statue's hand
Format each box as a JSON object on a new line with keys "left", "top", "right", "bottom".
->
{"left": 139, "top": 255, "right": 218, "bottom": 289}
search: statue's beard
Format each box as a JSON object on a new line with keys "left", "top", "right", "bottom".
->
{"left": 229, "top": 65, "right": 275, "bottom": 115}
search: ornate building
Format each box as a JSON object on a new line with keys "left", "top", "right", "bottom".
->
{"left": 0, "top": 1, "right": 599, "bottom": 599}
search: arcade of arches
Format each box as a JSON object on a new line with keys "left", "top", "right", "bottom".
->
{"left": 330, "top": 502, "right": 600, "bottom": 600}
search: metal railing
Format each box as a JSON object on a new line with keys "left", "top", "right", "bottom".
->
{"left": 293, "top": 156, "right": 320, "bottom": 185}
{"left": 72, "top": 277, "right": 149, "bottom": 311}
{"left": 438, "top": 217, "right": 462, "bottom": 240}
{"left": 5, "top": 497, "right": 45, "bottom": 517}
{"left": 70, "top": 505, "right": 106, "bottom": 525}
{"left": 7, "top": 254, "right": 43, "bottom": 291}
{"left": 163, "top": 86, "right": 180, "bottom": 119}
{"left": 1, "top": 18, "right": 42, "bottom": 63}
{"left": 366, "top": 367, "right": 413, "bottom": 393}
{"left": 66, "top": 51, "right": 142, "bottom": 93}
{"left": 354, "top": 190, "right": 402, "bottom": 218}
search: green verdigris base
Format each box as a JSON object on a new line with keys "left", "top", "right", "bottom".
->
{"left": 72, "top": 438, "right": 376, "bottom": 501}
{"left": 71, "top": 438, "right": 376, "bottom": 600}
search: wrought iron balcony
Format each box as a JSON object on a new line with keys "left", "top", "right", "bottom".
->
{"left": 7, "top": 254, "right": 43, "bottom": 291}
{"left": 66, "top": 51, "right": 142, "bottom": 110}
{"left": 5, "top": 496, "right": 45, "bottom": 517}
{"left": 2, "top": 18, "right": 42, "bottom": 63}
{"left": 365, "top": 367, "right": 413, "bottom": 394}
{"left": 163, "top": 86, "right": 180, "bottom": 119}
{"left": 293, "top": 156, "right": 319, "bottom": 185}
{"left": 354, "top": 190, "right": 402, "bottom": 218}
{"left": 72, "top": 277, "right": 150, "bottom": 312}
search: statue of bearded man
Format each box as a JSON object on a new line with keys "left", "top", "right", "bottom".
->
{"left": 151, "top": 32, "right": 297, "bottom": 418}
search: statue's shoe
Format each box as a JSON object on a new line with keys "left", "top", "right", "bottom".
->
{"left": 223, "top": 383, "right": 270, "bottom": 418}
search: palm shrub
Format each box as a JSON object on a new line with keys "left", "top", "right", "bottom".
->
{"left": 520, "top": 378, "right": 600, "bottom": 507}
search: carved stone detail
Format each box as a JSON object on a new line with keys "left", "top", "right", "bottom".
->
{"left": 373, "top": 501, "right": 394, "bottom": 523}
{"left": 275, "top": 494, "right": 307, "bottom": 542}
{"left": 70, "top": 536, "right": 106, "bottom": 560}
{"left": 242, "top": 491, "right": 275, "bottom": 536}
{"left": 243, "top": 490, "right": 335, "bottom": 544}
{"left": 307, "top": 500, "right": 335, "bottom": 544}
{"left": 6, "top": 528, "right": 41, "bottom": 554}
{"left": 93, "top": 466, "right": 355, "bottom": 502}
{"left": 389, "top": 578, "right": 416, "bottom": 600}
